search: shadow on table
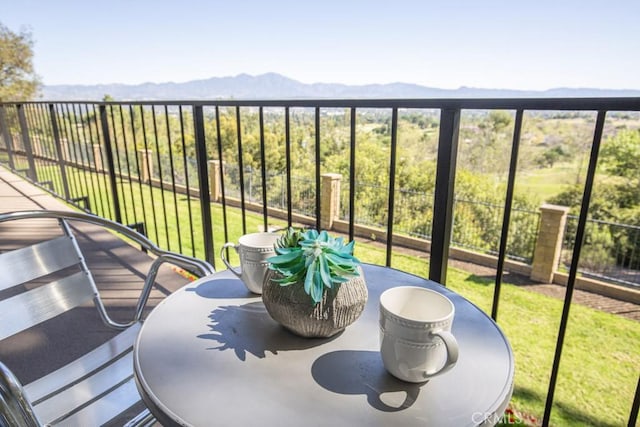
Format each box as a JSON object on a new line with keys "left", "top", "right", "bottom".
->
{"left": 186, "top": 278, "right": 254, "bottom": 299}
{"left": 312, "top": 350, "right": 424, "bottom": 412}
{"left": 197, "top": 302, "right": 338, "bottom": 360}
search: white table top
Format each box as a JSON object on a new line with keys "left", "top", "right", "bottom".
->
{"left": 133, "top": 264, "right": 514, "bottom": 426}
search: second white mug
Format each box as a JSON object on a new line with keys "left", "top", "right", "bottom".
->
{"left": 379, "top": 286, "right": 459, "bottom": 383}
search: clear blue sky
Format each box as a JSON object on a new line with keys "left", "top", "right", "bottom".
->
{"left": 2, "top": 0, "right": 638, "bottom": 90}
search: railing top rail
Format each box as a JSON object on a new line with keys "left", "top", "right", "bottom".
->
{"left": 3, "top": 97, "right": 640, "bottom": 111}
{"left": 566, "top": 214, "right": 640, "bottom": 230}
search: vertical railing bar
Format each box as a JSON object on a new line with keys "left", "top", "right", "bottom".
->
{"left": 284, "top": 106, "right": 292, "bottom": 227}
{"left": 193, "top": 104, "right": 215, "bottom": 266}
{"left": 215, "top": 106, "right": 230, "bottom": 261}
{"left": 140, "top": 105, "right": 160, "bottom": 243}
{"left": 16, "top": 104, "right": 37, "bottom": 182}
{"left": 49, "top": 104, "right": 70, "bottom": 200}
{"left": 71, "top": 104, "right": 95, "bottom": 212}
{"left": 258, "top": 106, "right": 269, "bottom": 231}
{"left": 23, "top": 105, "right": 38, "bottom": 169}
{"left": 385, "top": 107, "right": 399, "bottom": 267}
{"left": 178, "top": 105, "right": 196, "bottom": 257}
{"left": 84, "top": 104, "right": 105, "bottom": 214}
{"left": 99, "top": 104, "right": 121, "bottom": 222}
{"left": 129, "top": 106, "right": 149, "bottom": 236}
{"left": 78, "top": 104, "right": 100, "bottom": 213}
{"left": 150, "top": 106, "right": 170, "bottom": 249}
{"left": 90, "top": 104, "right": 114, "bottom": 219}
{"left": 109, "top": 105, "right": 129, "bottom": 225}
{"left": 629, "top": 375, "right": 640, "bottom": 426}
{"left": 235, "top": 106, "right": 247, "bottom": 234}
{"left": 164, "top": 105, "right": 183, "bottom": 253}
{"left": 314, "top": 107, "right": 321, "bottom": 230}
{"left": 59, "top": 104, "right": 80, "bottom": 202}
{"left": 33, "top": 104, "right": 54, "bottom": 189}
{"left": 119, "top": 105, "right": 136, "bottom": 226}
{"left": 348, "top": 108, "right": 356, "bottom": 242}
{"left": 40, "top": 103, "right": 60, "bottom": 192}
{"left": 542, "top": 110, "right": 607, "bottom": 425}
{"left": 24, "top": 105, "right": 41, "bottom": 181}
{"left": 491, "top": 109, "right": 523, "bottom": 321}
{"left": 24, "top": 105, "right": 45, "bottom": 184}
{"left": 429, "top": 108, "right": 461, "bottom": 284}
{"left": 0, "top": 106, "right": 16, "bottom": 170}
{"left": 69, "top": 103, "right": 91, "bottom": 210}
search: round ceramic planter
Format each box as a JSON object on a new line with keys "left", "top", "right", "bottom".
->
{"left": 262, "top": 267, "right": 367, "bottom": 338}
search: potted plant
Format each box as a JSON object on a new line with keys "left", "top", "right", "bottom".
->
{"left": 262, "top": 228, "right": 368, "bottom": 338}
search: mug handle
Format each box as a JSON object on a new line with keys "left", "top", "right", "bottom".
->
{"left": 426, "top": 330, "right": 459, "bottom": 378}
{"left": 220, "top": 242, "right": 242, "bottom": 279}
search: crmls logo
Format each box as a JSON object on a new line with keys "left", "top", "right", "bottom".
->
{"left": 472, "top": 412, "right": 524, "bottom": 425}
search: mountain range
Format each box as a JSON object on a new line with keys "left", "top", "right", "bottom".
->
{"left": 40, "top": 72, "right": 640, "bottom": 101}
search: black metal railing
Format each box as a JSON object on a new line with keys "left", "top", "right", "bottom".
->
{"left": 1, "top": 98, "right": 640, "bottom": 426}
{"left": 562, "top": 215, "right": 640, "bottom": 287}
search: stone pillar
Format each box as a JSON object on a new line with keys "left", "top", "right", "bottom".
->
{"left": 137, "top": 149, "right": 153, "bottom": 183}
{"left": 530, "top": 204, "right": 570, "bottom": 283}
{"left": 320, "top": 173, "right": 342, "bottom": 230}
{"left": 93, "top": 144, "right": 103, "bottom": 171}
{"left": 208, "top": 160, "right": 223, "bottom": 201}
{"left": 32, "top": 136, "right": 41, "bottom": 156}
{"left": 60, "top": 138, "right": 69, "bottom": 161}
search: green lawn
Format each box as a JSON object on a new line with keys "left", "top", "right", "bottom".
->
{"left": 58, "top": 170, "right": 640, "bottom": 426}
{"left": 515, "top": 162, "right": 582, "bottom": 203}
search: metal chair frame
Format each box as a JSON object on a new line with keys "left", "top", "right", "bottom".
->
{"left": 0, "top": 210, "right": 215, "bottom": 426}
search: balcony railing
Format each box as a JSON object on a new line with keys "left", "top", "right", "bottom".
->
{"left": 1, "top": 98, "right": 639, "bottom": 426}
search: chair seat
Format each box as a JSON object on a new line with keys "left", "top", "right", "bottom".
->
{"left": 25, "top": 324, "right": 142, "bottom": 426}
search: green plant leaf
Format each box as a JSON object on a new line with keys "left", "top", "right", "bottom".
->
{"left": 268, "top": 250, "right": 302, "bottom": 264}
{"left": 311, "top": 271, "right": 324, "bottom": 303}
{"left": 304, "top": 258, "right": 316, "bottom": 294}
{"left": 319, "top": 254, "right": 332, "bottom": 288}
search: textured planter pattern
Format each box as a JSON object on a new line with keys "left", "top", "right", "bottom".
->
{"left": 262, "top": 267, "right": 368, "bottom": 338}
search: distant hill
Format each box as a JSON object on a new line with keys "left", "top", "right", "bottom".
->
{"left": 40, "top": 72, "right": 640, "bottom": 101}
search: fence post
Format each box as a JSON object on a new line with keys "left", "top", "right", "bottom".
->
{"left": 60, "top": 138, "right": 69, "bottom": 161}
{"left": 16, "top": 104, "right": 38, "bottom": 182}
{"left": 93, "top": 144, "right": 103, "bottom": 171}
{"left": 48, "top": 104, "right": 70, "bottom": 200}
{"left": 320, "top": 173, "right": 342, "bottom": 230}
{"left": 531, "top": 204, "right": 570, "bottom": 283}
{"left": 137, "top": 149, "right": 154, "bottom": 183}
{"left": 193, "top": 105, "right": 215, "bottom": 267}
{"left": 0, "top": 106, "right": 16, "bottom": 170}
{"left": 208, "top": 160, "right": 222, "bottom": 201}
{"left": 429, "top": 108, "right": 461, "bottom": 285}
{"left": 99, "top": 105, "right": 121, "bottom": 223}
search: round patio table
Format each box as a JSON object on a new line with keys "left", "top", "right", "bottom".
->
{"left": 133, "top": 264, "right": 514, "bottom": 426}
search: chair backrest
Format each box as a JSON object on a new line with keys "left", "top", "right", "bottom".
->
{"left": 0, "top": 219, "right": 98, "bottom": 341}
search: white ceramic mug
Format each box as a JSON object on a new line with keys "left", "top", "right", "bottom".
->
{"left": 220, "top": 232, "right": 279, "bottom": 294}
{"left": 379, "top": 286, "right": 459, "bottom": 383}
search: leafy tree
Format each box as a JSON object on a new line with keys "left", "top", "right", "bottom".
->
{"left": 0, "top": 23, "right": 40, "bottom": 101}
{"left": 598, "top": 129, "right": 640, "bottom": 179}
{"left": 536, "top": 146, "right": 568, "bottom": 168}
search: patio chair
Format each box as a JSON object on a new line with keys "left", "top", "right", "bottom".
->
{"left": 0, "top": 210, "right": 215, "bottom": 426}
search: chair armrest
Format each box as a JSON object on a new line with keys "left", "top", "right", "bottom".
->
{"left": 94, "top": 251, "right": 214, "bottom": 329}
{"left": 0, "top": 210, "right": 216, "bottom": 330}
{"left": 0, "top": 362, "right": 41, "bottom": 427}
{"left": 133, "top": 251, "right": 215, "bottom": 324}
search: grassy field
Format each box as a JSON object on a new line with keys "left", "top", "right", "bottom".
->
{"left": 57, "top": 170, "right": 640, "bottom": 426}
{"left": 515, "top": 162, "right": 582, "bottom": 203}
